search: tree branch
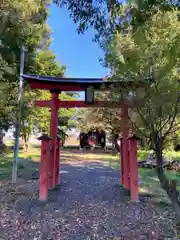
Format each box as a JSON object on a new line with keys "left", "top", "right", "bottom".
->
{"left": 163, "top": 99, "right": 180, "bottom": 139}
{"left": 136, "top": 106, "right": 155, "bottom": 134}
{"left": 166, "top": 122, "right": 180, "bottom": 135}
{"left": 129, "top": 117, "right": 149, "bottom": 138}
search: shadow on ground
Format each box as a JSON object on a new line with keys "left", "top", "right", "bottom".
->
{"left": 0, "top": 161, "right": 176, "bottom": 240}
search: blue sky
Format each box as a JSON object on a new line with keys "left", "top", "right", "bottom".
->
{"left": 48, "top": 3, "right": 109, "bottom": 80}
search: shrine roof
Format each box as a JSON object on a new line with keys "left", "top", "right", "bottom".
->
{"left": 23, "top": 74, "right": 145, "bottom": 91}
{"left": 23, "top": 73, "right": 104, "bottom": 83}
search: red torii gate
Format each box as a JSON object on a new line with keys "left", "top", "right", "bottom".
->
{"left": 23, "top": 74, "right": 142, "bottom": 202}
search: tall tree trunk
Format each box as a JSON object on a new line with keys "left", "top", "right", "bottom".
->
{"left": 156, "top": 165, "right": 180, "bottom": 220}
{"left": 25, "top": 134, "right": 29, "bottom": 152}
{"left": 154, "top": 137, "right": 180, "bottom": 224}
{"left": 21, "top": 134, "right": 29, "bottom": 152}
{"left": 0, "top": 129, "right": 5, "bottom": 153}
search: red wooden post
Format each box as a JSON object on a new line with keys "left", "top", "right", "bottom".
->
{"left": 49, "top": 91, "right": 60, "bottom": 188}
{"left": 38, "top": 134, "right": 52, "bottom": 201}
{"left": 34, "top": 100, "right": 125, "bottom": 109}
{"left": 119, "top": 136, "right": 124, "bottom": 186}
{"left": 55, "top": 136, "right": 60, "bottom": 185}
{"left": 127, "top": 134, "right": 140, "bottom": 202}
{"left": 121, "top": 104, "right": 130, "bottom": 189}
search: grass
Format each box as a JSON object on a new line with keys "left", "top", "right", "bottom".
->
{"left": 4, "top": 147, "right": 40, "bottom": 160}
{"left": 0, "top": 142, "right": 179, "bottom": 237}
{"left": 67, "top": 149, "right": 180, "bottom": 205}
{"left": 101, "top": 155, "right": 166, "bottom": 200}
{"left": 0, "top": 156, "right": 13, "bottom": 180}
{"left": 103, "top": 157, "right": 180, "bottom": 204}
{"left": 138, "top": 150, "right": 150, "bottom": 161}
{"left": 164, "top": 150, "right": 180, "bottom": 160}
{"left": 0, "top": 145, "right": 180, "bottom": 200}
{"left": 0, "top": 144, "right": 41, "bottom": 180}
{"left": 138, "top": 168, "right": 168, "bottom": 202}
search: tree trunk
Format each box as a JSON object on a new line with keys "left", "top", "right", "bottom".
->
{"left": 21, "top": 134, "right": 29, "bottom": 152}
{"left": 154, "top": 138, "right": 180, "bottom": 224}
{"left": 156, "top": 166, "right": 180, "bottom": 220}
{"left": 24, "top": 134, "right": 29, "bottom": 152}
{"left": 0, "top": 129, "right": 5, "bottom": 153}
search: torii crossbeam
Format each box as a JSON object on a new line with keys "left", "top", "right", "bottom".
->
{"left": 24, "top": 73, "right": 142, "bottom": 202}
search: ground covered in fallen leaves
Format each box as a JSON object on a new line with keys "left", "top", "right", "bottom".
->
{"left": 0, "top": 160, "right": 178, "bottom": 240}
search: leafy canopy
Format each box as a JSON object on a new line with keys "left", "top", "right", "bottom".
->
{"left": 105, "top": 9, "right": 180, "bottom": 142}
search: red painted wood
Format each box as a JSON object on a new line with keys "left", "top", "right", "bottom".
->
{"left": 27, "top": 78, "right": 145, "bottom": 92}
{"left": 47, "top": 139, "right": 53, "bottom": 189}
{"left": 120, "top": 138, "right": 124, "bottom": 185}
{"left": 58, "top": 101, "right": 125, "bottom": 108}
{"left": 33, "top": 100, "right": 126, "bottom": 109}
{"left": 55, "top": 137, "right": 60, "bottom": 185}
{"left": 122, "top": 139, "right": 130, "bottom": 189}
{"left": 29, "top": 81, "right": 84, "bottom": 91}
{"left": 34, "top": 100, "right": 52, "bottom": 108}
{"left": 39, "top": 138, "right": 49, "bottom": 201}
{"left": 27, "top": 75, "right": 144, "bottom": 202}
{"left": 128, "top": 139, "right": 139, "bottom": 201}
{"left": 121, "top": 104, "right": 130, "bottom": 189}
{"left": 49, "top": 92, "right": 59, "bottom": 188}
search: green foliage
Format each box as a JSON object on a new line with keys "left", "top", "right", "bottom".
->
{"left": 110, "top": 10, "right": 180, "bottom": 141}
{"left": 54, "top": 0, "right": 180, "bottom": 43}
{"left": 57, "top": 0, "right": 180, "bottom": 151}
{"left": 82, "top": 10, "right": 180, "bottom": 150}
{"left": 0, "top": 0, "right": 76, "bottom": 147}
{"left": 33, "top": 49, "right": 66, "bottom": 76}
{"left": 21, "top": 49, "right": 76, "bottom": 140}
{"left": 103, "top": 9, "right": 180, "bottom": 220}
{"left": 0, "top": 0, "right": 51, "bottom": 131}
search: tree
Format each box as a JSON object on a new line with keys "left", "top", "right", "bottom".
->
{"left": 20, "top": 48, "right": 77, "bottom": 150}
{"left": 53, "top": 0, "right": 180, "bottom": 43}
{"left": 104, "top": 10, "right": 180, "bottom": 221}
{"left": 0, "top": 0, "right": 76, "bottom": 150}
{"left": 0, "top": 0, "right": 51, "bottom": 133}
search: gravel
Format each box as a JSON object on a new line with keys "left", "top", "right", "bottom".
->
{"left": 0, "top": 161, "right": 177, "bottom": 240}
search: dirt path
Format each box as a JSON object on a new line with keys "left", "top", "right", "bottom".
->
{"left": 0, "top": 161, "right": 176, "bottom": 240}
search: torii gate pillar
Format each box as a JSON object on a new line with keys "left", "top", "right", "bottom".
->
{"left": 49, "top": 91, "right": 60, "bottom": 189}
{"left": 127, "top": 135, "right": 140, "bottom": 202}
{"left": 24, "top": 73, "right": 144, "bottom": 201}
{"left": 120, "top": 104, "right": 130, "bottom": 189}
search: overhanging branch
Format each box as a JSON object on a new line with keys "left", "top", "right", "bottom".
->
{"left": 129, "top": 118, "right": 149, "bottom": 138}
{"left": 163, "top": 99, "right": 180, "bottom": 139}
